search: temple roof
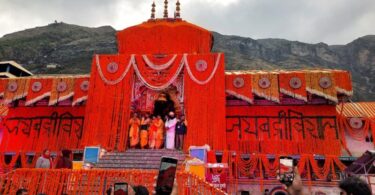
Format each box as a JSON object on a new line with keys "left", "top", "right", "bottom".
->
{"left": 336, "top": 102, "right": 375, "bottom": 118}
{"left": 117, "top": 19, "right": 213, "bottom": 54}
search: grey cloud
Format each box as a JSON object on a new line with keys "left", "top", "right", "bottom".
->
{"left": 0, "top": 0, "right": 374, "bottom": 44}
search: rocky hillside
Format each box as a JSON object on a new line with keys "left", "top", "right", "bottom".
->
{"left": 0, "top": 23, "right": 374, "bottom": 101}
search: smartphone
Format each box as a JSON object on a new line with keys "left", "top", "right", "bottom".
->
{"left": 279, "top": 156, "right": 294, "bottom": 186}
{"left": 114, "top": 182, "right": 128, "bottom": 195}
{"left": 155, "top": 157, "right": 178, "bottom": 195}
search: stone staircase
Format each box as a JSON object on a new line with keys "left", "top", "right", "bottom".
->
{"left": 96, "top": 149, "right": 186, "bottom": 169}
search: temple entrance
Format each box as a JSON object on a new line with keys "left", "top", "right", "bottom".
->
{"left": 131, "top": 75, "right": 184, "bottom": 117}
{"left": 153, "top": 92, "right": 175, "bottom": 119}
{"left": 128, "top": 76, "right": 184, "bottom": 149}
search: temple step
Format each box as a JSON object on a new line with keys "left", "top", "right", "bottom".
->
{"left": 96, "top": 149, "right": 186, "bottom": 170}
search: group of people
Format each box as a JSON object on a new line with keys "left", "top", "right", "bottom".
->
{"left": 35, "top": 149, "right": 73, "bottom": 169}
{"left": 128, "top": 111, "right": 187, "bottom": 150}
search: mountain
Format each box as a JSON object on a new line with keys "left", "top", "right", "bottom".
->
{"left": 0, "top": 23, "right": 374, "bottom": 101}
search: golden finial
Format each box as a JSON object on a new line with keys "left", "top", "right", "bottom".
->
{"left": 175, "top": 0, "right": 181, "bottom": 18}
{"left": 164, "top": 0, "right": 168, "bottom": 18}
{"left": 151, "top": 1, "right": 156, "bottom": 19}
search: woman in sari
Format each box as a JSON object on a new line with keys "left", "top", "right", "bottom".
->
{"left": 129, "top": 113, "right": 141, "bottom": 148}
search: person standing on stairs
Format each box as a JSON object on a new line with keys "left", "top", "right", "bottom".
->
{"left": 155, "top": 115, "right": 165, "bottom": 149}
{"left": 149, "top": 116, "right": 158, "bottom": 149}
{"left": 140, "top": 113, "right": 151, "bottom": 149}
{"left": 175, "top": 115, "right": 187, "bottom": 150}
{"left": 129, "top": 113, "right": 141, "bottom": 148}
{"left": 165, "top": 111, "right": 177, "bottom": 149}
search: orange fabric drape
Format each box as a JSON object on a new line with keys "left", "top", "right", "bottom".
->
{"left": 226, "top": 105, "right": 342, "bottom": 156}
{"left": 3, "top": 78, "right": 30, "bottom": 104}
{"left": 333, "top": 70, "right": 353, "bottom": 96}
{"left": 82, "top": 54, "right": 134, "bottom": 151}
{"left": 251, "top": 72, "right": 279, "bottom": 103}
{"left": 134, "top": 54, "right": 183, "bottom": 89}
{"left": 184, "top": 53, "right": 226, "bottom": 151}
{"left": 235, "top": 153, "right": 345, "bottom": 181}
{"left": 72, "top": 76, "right": 90, "bottom": 106}
{"left": 117, "top": 20, "right": 213, "bottom": 54}
{"left": 279, "top": 71, "right": 307, "bottom": 102}
{"left": 225, "top": 73, "right": 253, "bottom": 103}
{"left": 25, "top": 78, "right": 52, "bottom": 106}
{"left": 305, "top": 71, "right": 337, "bottom": 103}
{"left": 298, "top": 155, "right": 346, "bottom": 180}
{"left": 0, "top": 79, "right": 6, "bottom": 98}
{"left": 0, "top": 169, "right": 226, "bottom": 195}
{"left": 49, "top": 77, "right": 75, "bottom": 106}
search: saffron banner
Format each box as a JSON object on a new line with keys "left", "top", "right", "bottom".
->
{"left": 226, "top": 105, "right": 341, "bottom": 155}
{"left": 0, "top": 106, "right": 85, "bottom": 152}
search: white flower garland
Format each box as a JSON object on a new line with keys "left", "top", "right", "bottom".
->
{"left": 142, "top": 55, "right": 177, "bottom": 71}
{"left": 184, "top": 53, "right": 222, "bottom": 85}
{"left": 132, "top": 57, "right": 185, "bottom": 91}
{"left": 96, "top": 53, "right": 222, "bottom": 88}
{"left": 96, "top": 54, "right": 135, "bottom": 85}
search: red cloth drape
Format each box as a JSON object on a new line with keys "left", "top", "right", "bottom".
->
{"left": 183, "top": 53, "right": 226, "bottom": 151}
{"left": 226, "top": 105, "right": 341, "bottom": 155}
{"left": 26, "top": 78, "right": 52, "bottom": 106}
{"left": 117, "top": 20, "right": 213, "bottom": 54}
{"left": 225, "top": 73, "right": 253, "bottom": 103}
{"left": 82, "top": 55, "right": 134, "bottom": 151}
{"left": 279, "top": 71, "right": 307, "bottom": 102}
{"left": 0, "top": 106, "right": 85, "bottom": 152}
{"left": 72, "top": 76, "right": 90, "bottom": 106}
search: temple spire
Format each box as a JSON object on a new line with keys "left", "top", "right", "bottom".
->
{"left": 164, "top": 0, "right": 168, "bottom": 18}
{"left": 175, "top": 0, "right": 181, "bottom": 19}
{"left": 151, "top": 1, "right": 156, "bottom": 19}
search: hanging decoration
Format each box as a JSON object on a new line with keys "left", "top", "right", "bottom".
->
{"left": 319, "top": 76, "right": 332, "bottom": 89}
{"left": 82, "top": 55, "right": 134, "bottom": 151}
{"left": 279, "top": 71, "right": 307, "bottom": 102}
{"left": 25, "top": 78, "right": 52, "bottom": 106}
{"left": 142, "top": 54, "right": 177, "bottom": 70}
{"left": 184, "top": 54, "right": 222, "bottom": 85}
{"left": 305, "top": 71, "right": 337, "bottom": 103}
{"left": 225, "top": 72, "right": 253, "bottom": 104}
{"left": 72, "top": 76, "right": 90, "bottom": 106}
{"left": 195, "top": 59, "right": 208, "bottom": 72}
{"left": 333, "top": 70, "right": 353, "bottom": 96}
{"left": 3, "top": 78, "right": 30, "bottom": 104}
{"left": 184, "top": 53, "right": 226, "bottom": 151}
{"left": 96, "top": 54, "right": 134, "bottom": 85}
{"left": 106, "top": 62, "right": 119, "bottom": 73}
{"left": 134, "top": 55, "right": 184, "bottom": 90}
{"left": 252, "top": 72, "right": 280, "bottom": 103}
{"left": 49, "top": 77, "right": 75, "bottom": 106}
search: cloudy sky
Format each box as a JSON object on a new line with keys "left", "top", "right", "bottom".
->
{"left": 0, "top": 0, "right": 374, "bottom": 45}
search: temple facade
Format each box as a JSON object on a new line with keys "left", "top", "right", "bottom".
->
{"left": 0, "top": 2, "right": 374, "bottom": 194}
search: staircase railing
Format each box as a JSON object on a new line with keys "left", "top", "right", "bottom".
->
{"left": 0, "top": 168, "right": 226, "bottom": 195}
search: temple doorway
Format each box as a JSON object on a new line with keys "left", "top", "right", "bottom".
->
{"left": 131, "top": 76, "right": 184, "bottom": 117}
{"left": 128, "top": 76, "right": 184, "bottom": 149}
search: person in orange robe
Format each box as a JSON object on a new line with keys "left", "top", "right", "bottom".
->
{"left": 155, "top": 115, "right": 165, "bottom": 149}
{"left": 129, "top": 113, "right": 141, "bottom": 148}
{"left": 140, "top": 113, "right": 151, "bottom": 149}
{"left": 149, "top": 116, "right": 157, "bottom": 149}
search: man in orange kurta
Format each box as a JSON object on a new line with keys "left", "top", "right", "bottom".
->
{"left": 155, "top": 115, "right": 165, "bottom": 149}
{"left": 129, "top": 113, "right": 141, "bottom": 148}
